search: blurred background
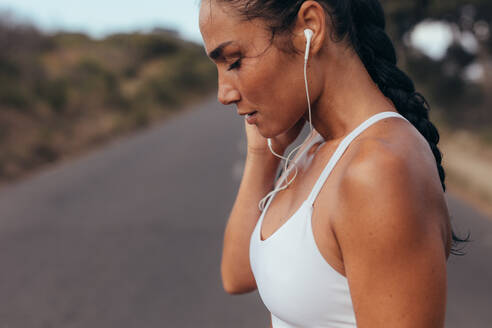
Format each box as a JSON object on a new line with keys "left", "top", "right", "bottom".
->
{"left": 0, "top": 0, "right": 490, "bottom": 327}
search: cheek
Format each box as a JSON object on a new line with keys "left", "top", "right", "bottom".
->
{"left": 238, "top": 51, "right": 307, "bottom": 136}
{"left": 238, "top": 61, "right": 277, "bottom": 106}
{"left": 242, "top": 55, "right": 302, "bottom": 109}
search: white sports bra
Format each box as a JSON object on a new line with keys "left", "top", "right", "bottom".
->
{"left": 249, "top": 111, "right": 408, "bottom": 328}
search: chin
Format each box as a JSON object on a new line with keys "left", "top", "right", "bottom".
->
{"left": 257, "top": 125, "right": 282, "bottom": 139}
{"left": 255, "top": 127, "right": 270, "bottom": 139}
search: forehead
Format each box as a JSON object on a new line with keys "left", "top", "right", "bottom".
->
{"left": 199, "top": 0, "right": 240, "bottom": 30}
{"left": 199, "top": 0, "right": 269, "bottom": 54}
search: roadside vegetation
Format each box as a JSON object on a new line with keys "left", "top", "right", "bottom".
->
{"left": 0, "top": 16, "right": 216, "bottom": 186}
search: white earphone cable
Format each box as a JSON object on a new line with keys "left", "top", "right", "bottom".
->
{"left": 259, "top": 29, "right": 314, "bottom": 211}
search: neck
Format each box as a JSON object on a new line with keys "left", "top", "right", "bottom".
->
{"left": 305, "top": 47, "right": 397, "bottom": 142}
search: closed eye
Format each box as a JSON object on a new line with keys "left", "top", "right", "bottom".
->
{"left": 227, "top": 59, "right": 241, "bottom": 71}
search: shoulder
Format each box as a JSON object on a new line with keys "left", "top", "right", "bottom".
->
{"left": 331, "top": 115, "right": 447, "bottom": 221}
{"left": 342, "top": 135, "right": 422, "bottom": 203}
{"left": 329, "top": 136, "right": 450, "bottom": 326}
{"left": 333, "top": 133, "right": 446, "bottom": 243}
{"left": 334, "top": 137, "right": 426, "bottom": 235}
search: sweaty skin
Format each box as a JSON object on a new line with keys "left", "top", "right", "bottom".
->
{"left": 200, "top": 1, "right": 452, "bottom": 327}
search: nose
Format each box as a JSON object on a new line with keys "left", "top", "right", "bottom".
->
{"left": 217, "top": 75, "right": 240, "bottom": 106}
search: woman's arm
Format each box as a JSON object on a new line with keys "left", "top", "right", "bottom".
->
{"left": 221, "top": 149, "right": 282, "bottom": 294}
{"left": 333, "top": 141, "right": 448, "bottom": 327}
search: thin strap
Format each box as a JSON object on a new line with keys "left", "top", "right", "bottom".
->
{"left": 306, "top": 111, "right": 408, "bottom": 206}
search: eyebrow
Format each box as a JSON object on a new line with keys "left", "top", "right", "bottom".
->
{"left": 208, "top": 41, "right": 235, "bottom": 60}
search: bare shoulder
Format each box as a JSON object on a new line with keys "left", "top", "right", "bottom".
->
{"left": 332, "top": 121, "right": 451, "bottom": 253}
{"left": 328, "top": 122, "right": 451, "bottom": 326}
{"left": 333, "top": 130, "right": 439, "bottom": 236}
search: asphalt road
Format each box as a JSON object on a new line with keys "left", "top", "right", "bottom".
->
{"left": 0, "top": 96, "right": 490, "bottom": 327}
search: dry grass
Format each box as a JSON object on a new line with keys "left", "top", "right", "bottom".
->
{"left": 440, "top": 129, "right": 492, "bottom": 218}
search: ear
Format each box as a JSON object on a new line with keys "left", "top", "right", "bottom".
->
{"left": 292, "top": 0, "right": 328, "bottom": 57}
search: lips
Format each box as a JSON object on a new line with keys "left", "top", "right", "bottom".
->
{"left": 239, "top": 110, "right": 258, "bottom": 116}
{"left": 245, "top": 111, "right": 258, "bottom": 124}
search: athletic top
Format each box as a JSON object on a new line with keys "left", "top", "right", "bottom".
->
{"left": 249, "top": 111, "right": 408, "bottom": 328}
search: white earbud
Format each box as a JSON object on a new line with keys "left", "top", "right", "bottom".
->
{"left": 304, "top": 29, "right": 313, "bottom": 61}
{"left": 259, "top": 28, "right": 316, "bottom": 211}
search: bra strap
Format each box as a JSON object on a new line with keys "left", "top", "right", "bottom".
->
{"left": 306, "top": 111, "right": 408, "bottom": 206}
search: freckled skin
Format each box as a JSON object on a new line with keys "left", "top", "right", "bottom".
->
{"left": 202, "top": 1, "right": 452, "bottom": 327}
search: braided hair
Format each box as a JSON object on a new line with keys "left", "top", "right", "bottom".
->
{"left": 214, "top": 0, "right": 470, "bottom": 255}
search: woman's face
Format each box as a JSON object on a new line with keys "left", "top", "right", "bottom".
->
{"left": 199, "top": 0, "right": 309, "bottom": 138}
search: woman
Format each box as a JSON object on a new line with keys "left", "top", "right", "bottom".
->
{"left": 199, "top": 0, "right": 468, "bottom": 327}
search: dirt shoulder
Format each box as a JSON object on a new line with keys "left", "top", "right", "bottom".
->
{"left": 440, "top": 129, "right": 492, "bottom": 219}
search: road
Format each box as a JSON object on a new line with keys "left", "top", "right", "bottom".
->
{"left": 0, "top": 96, "right": 490, "bottom": 327}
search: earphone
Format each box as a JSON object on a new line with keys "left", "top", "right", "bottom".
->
{"left": 304, "top": 28, "right": 313, "bottom": 61}
{"left": 259, "top": 28, "right": 315, "bottom": 211}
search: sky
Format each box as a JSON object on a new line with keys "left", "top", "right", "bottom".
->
{"left": 0, "top": 0, "right": 452, "bottom": 60}
{"left": 0, "top": 0, "right": 204, "bottom": 42}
